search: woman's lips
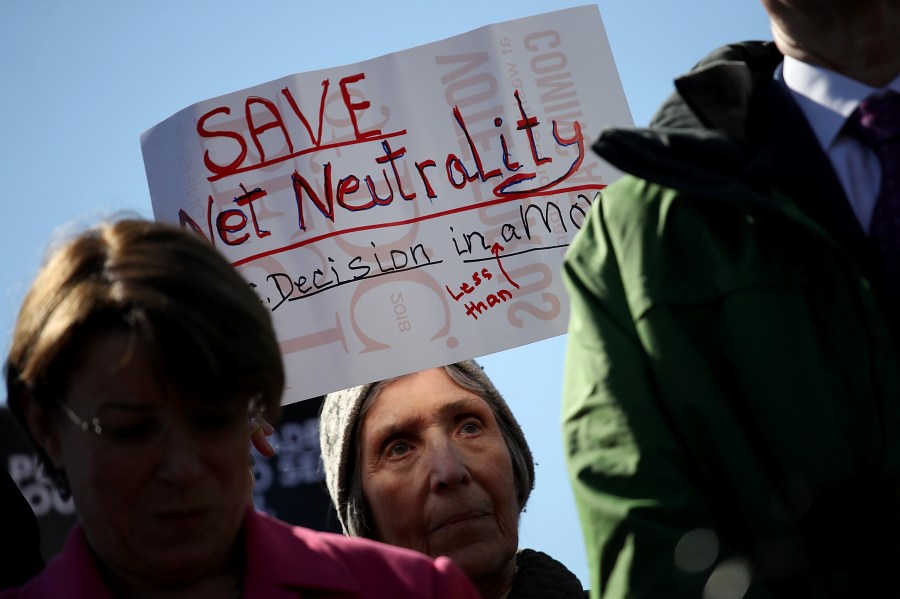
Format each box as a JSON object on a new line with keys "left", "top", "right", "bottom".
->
{"left": 430, "top": 511, "right": 489, "bottom": 533}
{"left": 153, "top": 507, "right": 208, "bottom": 521}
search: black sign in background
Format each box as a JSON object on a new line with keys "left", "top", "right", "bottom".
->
{"left": 1, "top": 397, "right": 341, "bottom": 564}
{"left": 251, "top": 396, "right": 343, "bottom": 533}
{"left": 0, "top": 407, "right": 75, "bottom": 562}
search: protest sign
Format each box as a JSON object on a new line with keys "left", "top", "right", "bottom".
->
{"left": 141, "top": 5, "right": 632, "bottom": 403}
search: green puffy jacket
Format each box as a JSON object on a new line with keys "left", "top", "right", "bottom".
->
{"left": 563, "top": 42, "right": 900, "bottom": 598}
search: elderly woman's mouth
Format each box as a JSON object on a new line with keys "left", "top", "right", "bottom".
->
{"left": 429, "top": 511, "right": 491, "bottom": 533}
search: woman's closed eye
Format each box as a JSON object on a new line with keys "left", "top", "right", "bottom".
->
{"left": 103, "top": 418, "right": 163, "bottom": 444}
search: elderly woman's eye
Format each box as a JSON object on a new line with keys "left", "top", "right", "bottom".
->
{"left": 388, "top": 442, "right": 410, "bottom": 457}
{"left": 460, "top": 421, "right": 480, "bottom": 435}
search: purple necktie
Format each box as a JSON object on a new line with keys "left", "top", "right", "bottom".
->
{"left": 846, "top": 91, "right": 900, "bottom": 298}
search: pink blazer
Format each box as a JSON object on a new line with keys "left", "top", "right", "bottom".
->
{"left": 1, "top": 508, "right": 479, "bottom": 598}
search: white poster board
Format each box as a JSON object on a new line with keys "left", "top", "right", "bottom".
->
{"left": 141, "top": 5, "right": 632, "bottom": 403}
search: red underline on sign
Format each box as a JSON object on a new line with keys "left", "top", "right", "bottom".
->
{"left": 230, "top": 183, "right": 605, "bottom": 268}
{"left": 207, "top": 129, "right": 409, "bottom": 182}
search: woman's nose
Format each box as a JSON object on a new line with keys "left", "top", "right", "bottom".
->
{"left": 156, "top": 423, "right": 205, "bottom": 486}
{"left": 426, "top": 438, "right": 471, "bottom": 492}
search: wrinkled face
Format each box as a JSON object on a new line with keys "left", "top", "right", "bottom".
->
{"left": 43, "top": 330, "right": 251, "bottom": 585}
{"left": 359, "top": 368, "right": 519, "bottom": 580}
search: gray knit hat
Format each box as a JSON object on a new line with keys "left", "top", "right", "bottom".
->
{"left": 319, "top": 359, "right": 535, "bottom": 537}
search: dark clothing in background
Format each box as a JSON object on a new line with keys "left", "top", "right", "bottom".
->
{"left": 0, "top": 471, "right": 43, "bottom": 589}
{"left": 509, "top": 548, "right": 587, "bottom": 598}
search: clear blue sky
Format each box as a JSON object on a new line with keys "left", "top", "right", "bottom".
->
{"left": 1, "top": 0, "right": 772, "bottom": 586}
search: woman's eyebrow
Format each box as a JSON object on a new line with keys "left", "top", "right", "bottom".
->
{"left": 367, "top": 395, "right": 484, "bottom": 440}
{"left": 436, "top": 396, "right": 483, "bottom": 419}
{"left": 367, "top": 414, "right": 423, "bottom": 443}
{"left": 371, "top": 422, "right": 407, "bottom": 440}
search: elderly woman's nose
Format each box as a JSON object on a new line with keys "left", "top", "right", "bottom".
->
{"left": 426, "top": 438, "right": 470, "bottom": 491}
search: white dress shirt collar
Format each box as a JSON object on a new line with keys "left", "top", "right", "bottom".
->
{"left": 780, "top": 56, "right": 900, "bottom": 150}
{"left": 776, "top": 57, "right": 900, "bottom": 231}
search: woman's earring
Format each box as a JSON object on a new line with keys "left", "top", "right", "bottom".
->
{"left": 55, "top": 469, "right": 71, "bottom": 501}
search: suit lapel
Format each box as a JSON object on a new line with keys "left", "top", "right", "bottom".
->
{"left": 761, "top": 78, "right": 871, "bottom": 257}
{"left": 761, "top": 77, "right": 900, "bottom": 340}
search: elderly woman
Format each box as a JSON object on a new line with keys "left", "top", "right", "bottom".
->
{"left": 2, "top": 219, "right": 478, "bottom": 599}
{"left": 320, "top": 360, "right": 586, "bottom": 599}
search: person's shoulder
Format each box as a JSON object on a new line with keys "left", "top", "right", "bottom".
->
{"left": 0, "top": 557, "right": 108, "bottom": 599}
{"left": 567, "top": 174, "right": 675, "bottom": 257}
{"left": 682, "top": 41, "right": 780, "bottom": 76}
{"left": 299, "top": 529, "right": 479, "bottom": 596}
{"left": 251, "top": 510, "right": 412, "bottom": 558}
{"left": 288, "top": 519, "right": 437, "bottom": 565}
{"left": 249, "top": 511, "right": 479, "bottom": 598}
{"left": 0, "top": 524, "right": 111, "bottom": 599}
{"left": 512, "top": 548, "right": 585, "bottom": 597}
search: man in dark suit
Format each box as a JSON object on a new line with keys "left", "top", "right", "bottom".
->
{"left": 562, "top": 1, "right": 900, "bottom": 597}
